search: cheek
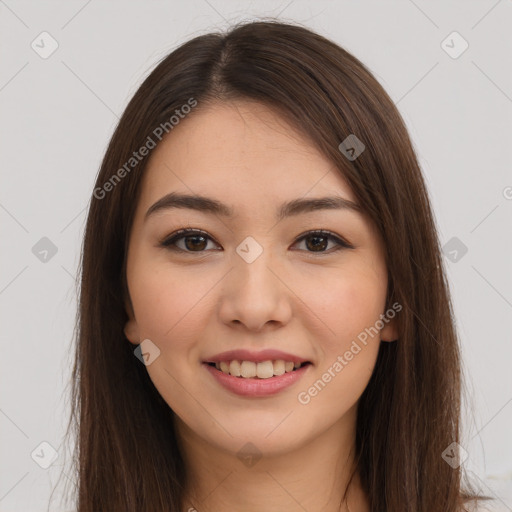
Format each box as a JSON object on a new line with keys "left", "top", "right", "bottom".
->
{"left": 129, "top": 261, "right": 217, "bottom": 351}
{"left": 298, "top": 274, "right": 386, "bottom": 413}
{"left": 302, "top": 264, "right": 387, "bottom": 351}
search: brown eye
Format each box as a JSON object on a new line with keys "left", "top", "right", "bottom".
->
{"left": 160, "top": 228, "right": 354, "bottom": 255}
{"left": 182, "top": 234, "right": 208, "bottom": 251}
{"left": 160, "top": 229, "right": 219, "bottom": 253}
{"left": 293, "top": 230, "right": 354, "bottom": 253}
{"left": 304, "top": 234, "right": 329, "bottom": 252}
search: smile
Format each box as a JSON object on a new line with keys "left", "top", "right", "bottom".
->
{"left": 203, "top": 361, "right": 312, "bottom": 397}
{"left": 209, "top": 360, "right": 310, "bottom": 379}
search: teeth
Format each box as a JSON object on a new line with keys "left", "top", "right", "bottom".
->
{"left": 229, "top": 360, "right": 241, "bottom": 377}
{"left": 240, "top": 361, "right": 257, "bottom": 378}
{"left": 213, "top": 359, "right": 306, "bottom": 378}
{"left": 273, "top": 359, "right": 285, "bottom": 376}
{"left": 256, "top": 360, "right": 274, "bottom": 379}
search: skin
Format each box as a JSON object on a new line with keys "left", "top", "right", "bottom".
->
{"left": 124, "top": 100, "right": 398, "bottom": 512}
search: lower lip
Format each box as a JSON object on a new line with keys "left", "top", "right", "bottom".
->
{"left": 203, "top": 363, "right": 311, "bottom": 397}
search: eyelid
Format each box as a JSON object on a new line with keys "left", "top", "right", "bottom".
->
{"left": 160, "top": 228, "right": 220, "bottom": 250}
{"left": 159, "top": 228, "right": 354, "bottom": 253}
{"left": 294, "top": 230, "right": 354, "bottom": 250}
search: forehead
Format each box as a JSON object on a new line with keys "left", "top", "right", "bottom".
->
{"left": 137, "top": 100, "right": 357, "bottom": 214}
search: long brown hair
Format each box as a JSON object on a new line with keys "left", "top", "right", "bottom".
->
{"left": 57, "top": 19, "right": 491, "bottom": 511}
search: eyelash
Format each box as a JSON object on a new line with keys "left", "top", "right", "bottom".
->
{"left": 159, "top": 228, "right": 354, "bottom": 255}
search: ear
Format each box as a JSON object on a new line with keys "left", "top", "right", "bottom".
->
{"left": 124, "top": 298, "right": 140, "bottom": 346}
{"left": 380, "top": 315, "right": 398, "bottom": 343}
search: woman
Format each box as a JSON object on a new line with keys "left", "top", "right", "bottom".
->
{"left": 61, "top": 19, "right": 493, "bottom": 511}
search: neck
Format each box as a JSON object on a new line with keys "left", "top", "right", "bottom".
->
{"left": 176, "top": 404, "right": 370, "bottom": 512}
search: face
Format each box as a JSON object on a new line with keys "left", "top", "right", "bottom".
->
{"left": 124, "top": 100, "right": 397, "bottom": 458}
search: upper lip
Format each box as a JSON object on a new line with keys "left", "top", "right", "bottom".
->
{"left": 204, "top": 349, "right": 310, "bottom": 364}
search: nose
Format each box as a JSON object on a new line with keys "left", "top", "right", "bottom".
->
{"left": 217, "top": 246, "right": 293, "bottom": 333}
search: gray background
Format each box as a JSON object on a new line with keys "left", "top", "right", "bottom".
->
{"left": 1, "top": 1, "right": 511, "bottom": 510}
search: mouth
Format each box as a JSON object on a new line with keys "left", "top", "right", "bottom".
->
{"left": 203, "top": 359, "right": 312, "bottom": 397}
{"left": 205, "top": 360, "right": 312, "bottom": 379}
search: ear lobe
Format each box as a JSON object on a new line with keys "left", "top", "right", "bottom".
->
{"left": 124, "top": 298, "right": 140, "bottom": 345}
{"left": 124, "top": 318, "right": 140, "bottom": 345}
{"left": 380, "top": 316, "right": 398, "bottom": 343}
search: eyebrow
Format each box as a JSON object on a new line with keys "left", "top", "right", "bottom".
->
{"left": 144, "top": 192, "right": 362, "bottom": 223}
